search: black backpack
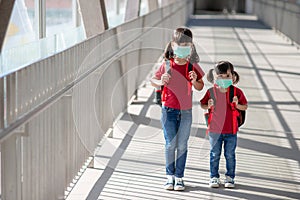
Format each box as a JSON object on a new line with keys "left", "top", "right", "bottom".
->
{"left": 155, "top": 60, "right": 193, "bottom": 106}
{"left": 205, "top": 85, "right": 246, "bottom": 127}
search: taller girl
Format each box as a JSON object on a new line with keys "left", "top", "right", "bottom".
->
{"left": 151, "top": 27, "right": 204, "bottom": 191}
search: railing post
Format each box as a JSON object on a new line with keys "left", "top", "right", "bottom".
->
{"left": 6, "top": 73, "right": 17, "bottom": 128}
{"left": 1, "top": 135, "right": 22, "bottom": 200}
{"left": 0, "top": 78, "right": 4, "bottom": 129}
{"left": 125, "top": 0, "right": 141, "bottom": 21}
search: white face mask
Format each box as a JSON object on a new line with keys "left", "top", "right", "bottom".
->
{"left": 173, "top": 43, "right": 191, "bottom": 58}
{"left": 216, "top": 79, "right": 233, "bottom": 89}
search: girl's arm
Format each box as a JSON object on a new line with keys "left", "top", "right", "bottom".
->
{"left": 236, "top": 104, "right": 248, "bottom": 111}
{"left": 192, "top": 79, "right": 204, "bottom": 91}
{"left": 201, "top": 103, "right": 209, "bottom": 110}
{"left": 189, "top": 71, "right": 204, "bottom": 91}
{"left": 201, "top": 99, "right": 214, "bottom": 110}
{"left": 232, "top": 96, "right": 248, "bottom": 110}
{"left": 150, "top": 77, "right": 163, "bottom": 87}
{"left": 150, "top": 73, "right": 171, "bottom": 88}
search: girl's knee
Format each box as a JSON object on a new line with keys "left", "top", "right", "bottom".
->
{"left": 224, "top": 152, "right": 235, "bottom": 160}
{"left": 177, "top": 143, "right": 188, "bottom": 152}
{"left": 165, "top": 143, "right": 176, "bottom": 151}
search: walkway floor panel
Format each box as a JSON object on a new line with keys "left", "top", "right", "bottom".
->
{"left": 67, "top": 14, "right": 300, "bottom": 200}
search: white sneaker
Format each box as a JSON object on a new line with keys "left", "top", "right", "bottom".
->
{"left": 209, "top": 177, "right": 220, "bottom": 188}
{"left": 174, "top": 177, "right": 185, "bottom": 191}
{"left": 164, "top": 175, "right": 174, "bottom": 190}
{"left": 224, "top": 176, "right": 235, "bottom": 188}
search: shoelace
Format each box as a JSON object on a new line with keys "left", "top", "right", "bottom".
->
{"left": 225, "top": 177, "right": 234, "bottom": 183}
{"left": 176, "top": 178, "right": 183, "bottom": 185}
{"left": 211, "top": 178, "right": 219, "bottom": 183}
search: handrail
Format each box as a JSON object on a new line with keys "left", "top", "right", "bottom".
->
{"left": 0, "top": 1, "right": 193, "bottom": 199}
{"left": 253, "top": 0, "right": 300, "bottom": 46}
{"left": 0, "top": 0, "right": 189, "bottom": 143}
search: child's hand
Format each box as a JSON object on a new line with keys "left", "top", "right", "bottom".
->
{"left": 189, "top": 71, "right": 197, "bottom": 81}
{"left": 161, "top": 73, "right": 171, "bottom": 85}
{"left": 233, "top": 96, "right": 238, "bottom": 105}
{"left": 208, "top": 99, "right": 214, "bottom": 109}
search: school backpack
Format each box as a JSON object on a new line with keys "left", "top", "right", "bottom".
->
{"left": 204, "top": 85, "right": 246, "bottom": 129}
{"left": 155, "top": 59, "right": 194, "bottom": 106}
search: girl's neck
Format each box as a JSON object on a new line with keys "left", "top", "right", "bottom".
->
{"left": 174, "top": 57, "right": 188, "bottom": 65}
{"left": 216, "top": 85, "right": 228, "bottom": 93}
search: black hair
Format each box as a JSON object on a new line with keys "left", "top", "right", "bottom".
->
{"left": 163, "top": 27, "right": 200, "bottom": 64}
{"left": 207, "top": 61, "right": 240, "bottom": 84}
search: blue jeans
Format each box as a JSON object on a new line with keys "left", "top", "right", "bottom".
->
{"left": 161, "top": 106, "right": 192, "bottom": 178}
{"left": 209, "top": 132, "right": 237, "bottom": 179}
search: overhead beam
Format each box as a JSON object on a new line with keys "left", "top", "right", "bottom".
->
{"left": 99, "top": 0, "right": 109, "bottom": 30}
{"left": 0, "top": 0, "right": 16, "bottom": 53}
{"left": 77, "top": 0, "right": 108, "bottom": 38}
{"left": 148, "top": 0, "right": 159, "bottom": 12}
{"left": 73, "top": 0, "right": 81, "bottom": 27}
{"left": 125, "top": 0, "right": 141, "bottom": 22}
{"left": 36, "top": 0, "right": 46, "bottom": 39}
{"left": 161, "top": 0, "right": 175, "bottom": 7}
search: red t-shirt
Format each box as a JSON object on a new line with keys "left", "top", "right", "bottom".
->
{"left": 155, "top": 60, "right": 204, "bottom": 110}
{"left": 200, "top": 86, "right": 248, "bottom": 133}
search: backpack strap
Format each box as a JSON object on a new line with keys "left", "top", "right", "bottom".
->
{"left": 229, "top": 85, "right": 234, "bottom": 102}
{"left": 186, "top": 62, "right": 194, "bottom": 80}
{"left": 209, "top": 87, "right": 216, "bottom": 102}
{"left": 205, "top": 87, "right": 216, "bottom": 134}
{"left": 165, "top": 59, "right": 171, "bottom": 75}
{"left": 186, "top": 62, "right": 194, "bottom": 96}
{"left": 188, "top": 62, "right": 193, "bottom": 72}
{"left": 229, "top": 85, "right": 239, "bottom": 134}
{"left": 161, "top": 59, "right": 172, "bottom": 103}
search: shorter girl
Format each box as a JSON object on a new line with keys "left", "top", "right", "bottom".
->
{"left": 200, "top": 61, "right": 248, "bottom": 188}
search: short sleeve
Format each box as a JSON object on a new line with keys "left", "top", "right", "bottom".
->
{"left": 154, "top": 62, "right": 166, "bottom": 79}
{"left": 236, "top": 87, "right": 248, "bottom": 105}
{"left": 193, "top": 63, "right": 205, "bottom": 80}
{"left": 200, "top": 89, "right": 210, "bottom": 105}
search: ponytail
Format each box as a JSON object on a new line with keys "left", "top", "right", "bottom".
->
{"left": 189, "top": 43, "right": 200, "bottom": 64}
{"left": 163, "top": 41, "right": 173, "bottom": 60}
{"left": 233, "top": 70, "right": 240, "bottom": 84}
{"left": 207, "top": 69, "right": 214, "bottom": 84}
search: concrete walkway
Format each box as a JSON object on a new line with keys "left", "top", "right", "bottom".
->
{"left": 67, "top": 14, "right": 300, "bottom": 200}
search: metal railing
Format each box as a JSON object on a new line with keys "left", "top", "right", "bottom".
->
{"left": 253, "top": 0, "right": 300, "bottom": 47}
{"left": 0, "top": 0, "right": 194, "bottom": 199}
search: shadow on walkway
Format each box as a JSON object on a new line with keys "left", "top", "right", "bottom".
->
{"left": 68, "top": 14, "right": 300, "bottom": 200}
